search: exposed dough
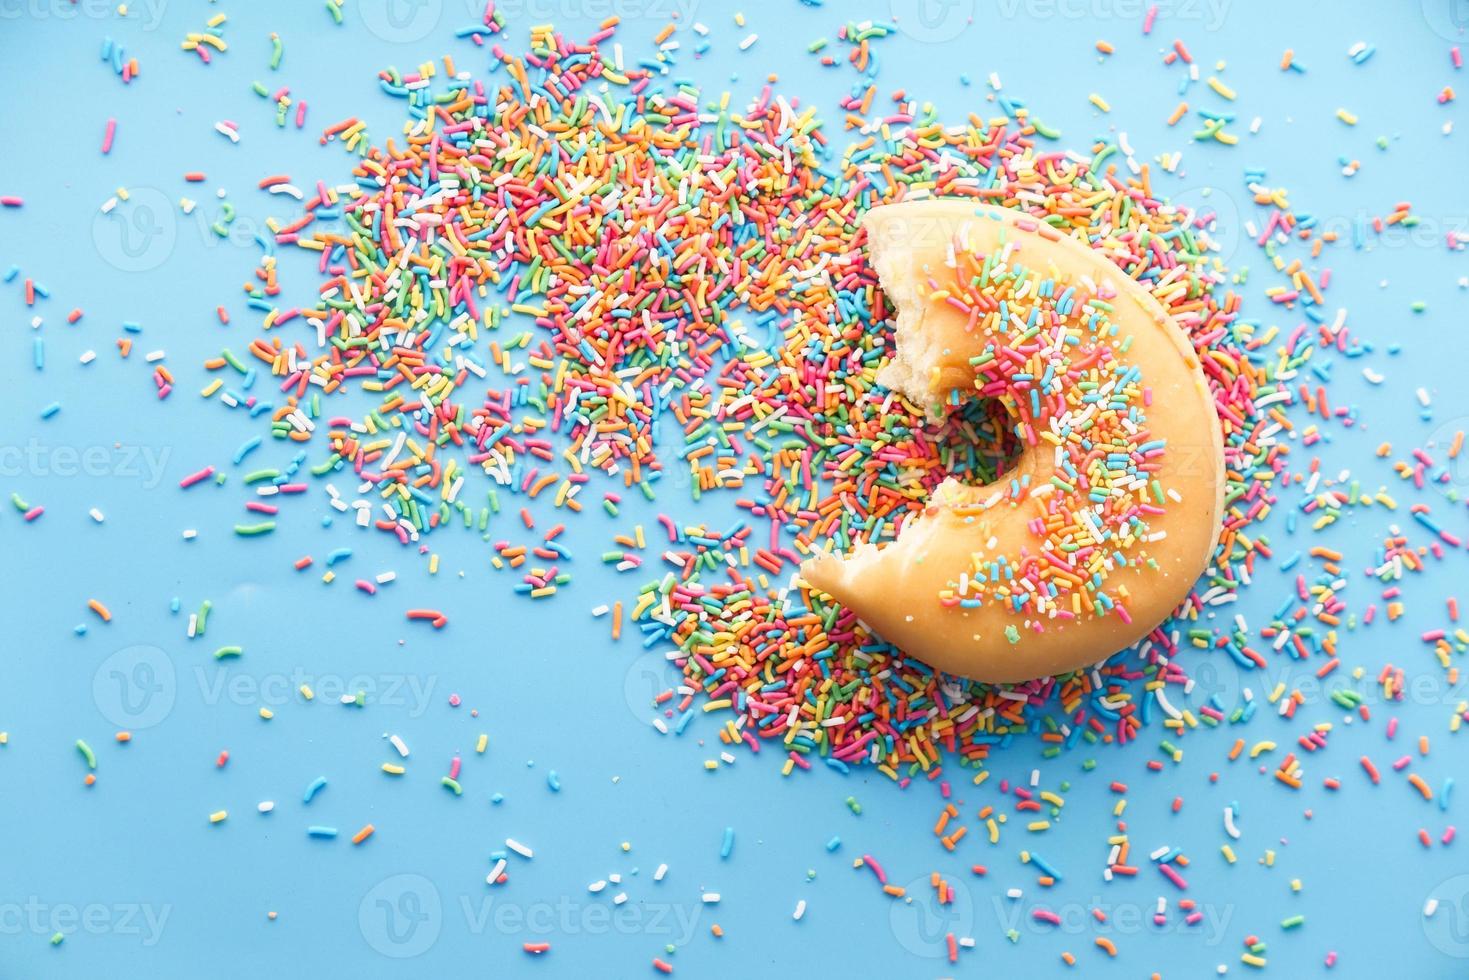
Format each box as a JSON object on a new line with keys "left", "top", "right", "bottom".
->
{"left": 801, "top": 200, "right": 1225, "bottom": 684}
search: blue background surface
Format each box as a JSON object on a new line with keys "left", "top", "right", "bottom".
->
{"left": 2, "top": 1, "right": 1468, "bottom": 976}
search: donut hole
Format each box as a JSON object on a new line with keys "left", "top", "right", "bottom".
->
{"left": 928, "top": 395, "right": 1023, "bottom": 488}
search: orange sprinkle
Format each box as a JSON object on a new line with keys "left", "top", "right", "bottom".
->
{"left": 87, "top": 599, "right": 112, "bottom": 622}
{"left": 351, "top": 824, "right": 375, "bottom": 845}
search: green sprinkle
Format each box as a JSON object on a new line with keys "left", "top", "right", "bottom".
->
{"left": 234, "top": 522, "right": 277, "bottom": 536}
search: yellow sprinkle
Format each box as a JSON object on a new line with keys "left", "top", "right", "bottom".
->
{"left": 381, "top": 763, "right": 406, "bottom": 775}
{"left": 1207, "top": 77, "right": 1237, "bottom": 100}
{"left": 1336, "top": 108, "right": 1358, "bottom": 125}
{"left": 475, "top": 733, "right": 488, "bottom": 754}
{"left": 1221, "top": 844, "right": 1237, "bottom": 864}
{"left": 1088, "top": 93, "right": 1111, "bottom": 113}
{"left": 259, "top": 708, "right": 273, "bottom": 720}
{"left": 209, "top": 810, "right": 228, "bottom": 824}
{"left": 299, "top": 684, "right": 314, "bottom": 701}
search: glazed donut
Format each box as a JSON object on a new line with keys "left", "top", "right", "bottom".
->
{"left": 801, "top": 200, "right": 1225, "bottom": 684}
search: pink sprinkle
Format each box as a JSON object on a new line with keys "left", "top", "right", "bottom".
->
{"left": 1158, "top": 863, "right": 1188, "bottom": 890}
{"left": 179, "top": 466, "right": 215, "bottom": 488}
{"left": 1143, "top": 3, "right": 1158, "bottom": 34}
{"left": 0, "top": 196, "right": 22, "bottom": 207}
{"left": 23, "top": 505, "right": 44, "bottom": 522}
{"left": 102, "top": 118, "right": 117, "bottom": 154}
{"left": 861, "top": 854, "right": 888, "bottom": 885}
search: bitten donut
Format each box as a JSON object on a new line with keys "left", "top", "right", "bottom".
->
{"left": 801, "top": 200, "right": 1225, "bottom": 684}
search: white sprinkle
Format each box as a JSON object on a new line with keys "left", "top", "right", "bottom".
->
{"left": 793, "top": 899, "right": 807, "bottom": 920}
{"left": 1223, "top": 806, "right": 1241, "bottom": 840}
{"left": 257, "top": 801, "right": 275, "bottom": 813}
{"left": 487, "top": 858, "right": 507, "bottom": 885}
{"left": 701, "top": 892, "right": 720, "bottom": 904}
{"left": 613, "top": 892, "right": 628, "bottom": 905}
{"left": 738, "top": 33, "right": 758, "bottom": 50}
{"left": 1425, "top": 897, "right": 1440, "bottom": 917}
{"left": 588, "top": 880, "right": 607, "bottom": 893}
{"left": 88, "top": 508, "right": 105, "bottom": 523}
{"left": 505, "top": 838, "right": 534, "bottom": 859}
{"left": 654, "top": 863, "right": 668, "bottom": 882}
